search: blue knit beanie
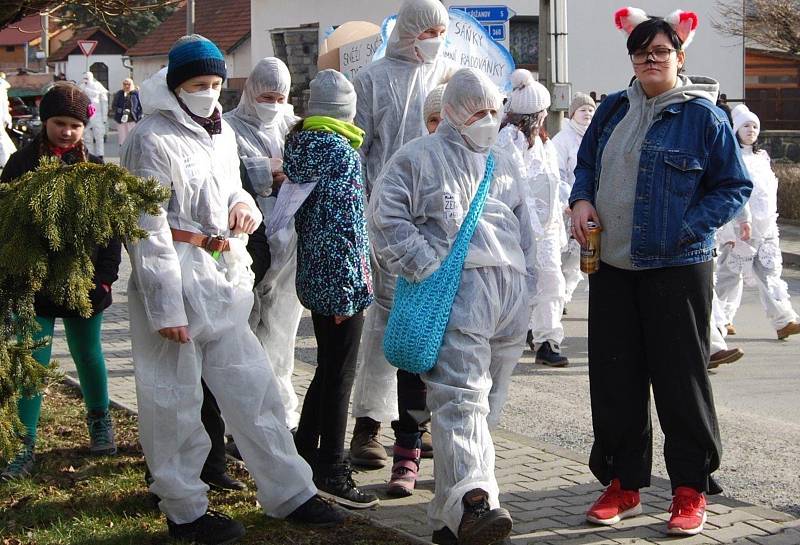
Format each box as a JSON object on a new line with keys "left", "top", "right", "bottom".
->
{"left": 167, "top": 34, "right": 227, "bottom": 90}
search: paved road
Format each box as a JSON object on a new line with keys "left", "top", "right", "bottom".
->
{"left": 501, "top": 264, "right": 800, "bottom": 518}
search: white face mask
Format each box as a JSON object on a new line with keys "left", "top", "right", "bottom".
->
{"left": 461, "top": 113, "right": 500, "bottom": 152}
{"left": 178, "top": 87, "right": 220, "bottom": 118}
{"left": 255, "top": 101, "right": 282, "bottom": 125}
{"left": 414, "top": 37, "right": 444, "bottom": 63}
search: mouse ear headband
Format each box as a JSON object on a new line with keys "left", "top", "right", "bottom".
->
{"left": 614, "top": 6, "right": 698, "bottom": 48}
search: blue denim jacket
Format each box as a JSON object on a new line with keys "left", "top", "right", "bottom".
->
{"left": 569, "top": 90, "right": 752, "bottom": 268}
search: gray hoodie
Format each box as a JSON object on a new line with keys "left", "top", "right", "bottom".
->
{"left": 595, "top": 75, "right": 719, "bottom": 269}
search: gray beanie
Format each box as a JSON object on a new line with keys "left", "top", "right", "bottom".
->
{"left": 307, "top": 69, "right": 357, "bottom": 121}
{"left": 568, "top": 92, "right": 596, "bottom": 119}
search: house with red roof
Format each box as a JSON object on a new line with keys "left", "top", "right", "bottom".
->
{"left": 126, "top": 0, "right": 251, "bottom": 90}
{"left": 0, "top": 13, "right": 71, "bottom": 74}
{"left": 49, "top": 27, "right": 128, "bottom": 93}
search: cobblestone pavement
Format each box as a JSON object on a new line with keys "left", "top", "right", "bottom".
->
{"left": 51, "top": 249, "right": 800, "bottom": 545}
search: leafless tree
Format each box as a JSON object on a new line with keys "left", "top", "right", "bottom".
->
{"left": 713, "top": 0, "right": 800, "bottom": 55}
{"left": 1, "top": 0, "right": 182, "bottom": 29}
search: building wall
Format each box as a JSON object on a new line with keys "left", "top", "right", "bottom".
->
{"left": 130, "top": 55, "right": 167, "bottom": 86}
{"left": 227, "top": 38, "right": 253, "bottom": 79}
{"left": 251, "top": 0, "right": 744, "bottom": 100}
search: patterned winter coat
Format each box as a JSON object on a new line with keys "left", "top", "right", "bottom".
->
{"left": 283, "top": 129, "right": 373, "bottom": 317}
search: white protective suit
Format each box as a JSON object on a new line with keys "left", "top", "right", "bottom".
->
{"left": 352, "top": 0, "right": 458, "bottom": 424}
{"left": 80, "top": 71, "right": 108, "bottom": 157}
{"left": 121, "top": 68, "right": 314, "bottom": 524}
{"left": 716, "top": 146, "right": 799, "bottom": 329}
{"left": 551, "top": 120, "right": 585, "bottom": 304}
{"left": 0, "top": 76, "right": 16, "bottom": 167}
{"left": 223, "top": 58, "right": 303, "bottom": 429}
{"left": 369, "top": 68, "right": 536, "bottom": 534}
{"left": 496, "top": 125, "right": 567, "bottom": 348}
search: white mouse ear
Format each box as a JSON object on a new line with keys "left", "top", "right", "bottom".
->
{"left": 665, "top": 9, "right": 699, "bottom": 48}
{"left": 614, "top": 7, "right": 649, "bottom": 35}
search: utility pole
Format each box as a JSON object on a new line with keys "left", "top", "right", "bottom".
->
{"left": 538, "top": 0, "right": 569, "bottom": 134}
{"left": 186, "top": 0, "right": 195, "bottom": 35}
{"left": 41, "top": 12, "right": 49, "bottom": 73}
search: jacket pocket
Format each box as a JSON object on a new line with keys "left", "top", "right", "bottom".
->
{"left": 663, "top": 152, "right": 703, "bottom": 197}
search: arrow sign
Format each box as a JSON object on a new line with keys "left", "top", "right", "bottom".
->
{"left": 451, "top": 5, "right": 515, "bottom": 22}
{"left": 77, "top": 40, "right": 98, "bottom": 57}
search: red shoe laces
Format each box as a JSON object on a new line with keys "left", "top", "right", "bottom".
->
{"left": 670, "top": 492, "right": 702, "bottom": 515}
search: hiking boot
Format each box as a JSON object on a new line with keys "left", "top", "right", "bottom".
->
{"left": 286, "top": 495, "right": 346, "bottom": 528}
{"left": 526, "top": 330, "right": 535, "bottom": 352}
{"left": 167, "top": 509, "right": 246, "bottom": 544}
{"left": 535, "top": 341, "right": 569, "bottom": 367}
{"left": 349, "top": 417, "right": 387, "bottom": 468}
{"left": 777, "top": 321, "right": 800, "bottom": 340}
{"left": 1, "top": 436, "right": 35, "bottom": 481}
{"left": 726, "top": 323, "right": 736, "bottom": 335}
{"left": 431, "top": 527, "right": 458, "bottom": 545}
{"left": 387, "top": 445, "right": 420, "bottom": 497}
{"left": 667, "top": 487, "right": 707, "bottom": 536}
{"left": 586, "top": 479, "right": 642, "bottom": 525}
{"left": 708, "top": 348, "right": 744, "bottom": 369}
{"left": 315, "top": 462, "right": 379, "bottom": 509}
{"left": 201, "top": 471, "right": 247, "bottom": 491}
{"left": 86, "top": 409, "right": 117, "bottom": 456}
{"left": 458, "top": 488, "right": 513, "bottom": 545}
{"left": 421, "top": 422, "right": 433, "bottom": 459}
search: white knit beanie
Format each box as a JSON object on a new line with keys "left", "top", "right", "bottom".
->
{"left": 568, "top": 92, "right": 596, "bottom": 119}
{"left": 423, "top": 84, "right": 446, "bottom": 122}
{"left": 506, "top": 69, "right": 550, "bottom": 115}
{"left": 731, "top": 104, "right": 759, "bottom": 134}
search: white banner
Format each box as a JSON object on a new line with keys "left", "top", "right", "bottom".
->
{"left": 339, "top": 33, "right": 385, "bottom": 81}
{"left": 372, "top": 7, "right": 515, "bottom": 93}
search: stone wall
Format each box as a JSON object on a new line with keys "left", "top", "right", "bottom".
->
{"left": 270, "top": 23, "right": 319, "bottom": 116}
{"left": 760, "top": 131, "right": 800, "bottom": 163}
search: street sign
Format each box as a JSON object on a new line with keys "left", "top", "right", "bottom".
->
{"left": 485, "top": 24, "right": 506, "bottom": 41}
{"left": 77, "top": 40, "right": 98, "bottom": 57}
{"left": 451, "top": 5, "right": 514, "bottom": 22}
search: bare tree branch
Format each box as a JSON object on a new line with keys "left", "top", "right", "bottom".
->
{"left": 2, "top": 0, "right": 182, "bottom": 28}
{"left": 713, "top": 0, "right": 800, "bottom": 55}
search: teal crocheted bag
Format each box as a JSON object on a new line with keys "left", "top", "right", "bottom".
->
{"left": 383, "top": 154, "right": 495, "bottom": 374}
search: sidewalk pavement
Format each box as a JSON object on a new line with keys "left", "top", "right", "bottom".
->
{"left": 51, "top": 242, "right": 800, "bottom": 545}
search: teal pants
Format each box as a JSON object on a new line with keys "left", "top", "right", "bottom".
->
{"left": 18, "top": 313, "right": 110, "bottom": 443}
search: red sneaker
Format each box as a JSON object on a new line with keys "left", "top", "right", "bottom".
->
{"left": 586, "top": 479, "right": 642, "bottom": 525}
{"left": 667, "top": 487, "right": 707, "bottom": 535}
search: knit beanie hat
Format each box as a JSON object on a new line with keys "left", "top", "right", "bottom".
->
{"left": 423, "top": 84, "right": 446, "bottom": 122}
{"left": 307, "top": 69, "right": 357, "bottom": 121}
{"left": 732, "top": 104, "right": 759, "bottom": 134}
{"left": 39, "top": 82, "right": 93, "bottom": 124}
{"left": 167, "top": 34, "right": 227, "bottom": 90}
{"left": 568, "top": 92, "right": 596, "bottom": 119}
{"left": 506, "top": 69, "right": 550, "bottom": 115}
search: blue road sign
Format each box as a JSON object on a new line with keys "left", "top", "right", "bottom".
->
{"left": 451, "top": 5, "right": 512, "bottom": 22}
{"left": 485, "top": 23, "right": 506, "bottom": 41}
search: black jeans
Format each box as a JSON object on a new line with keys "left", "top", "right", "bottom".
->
{"left": 587, "top": 260, "right": 722, "bottom": 494}
{"left": 295, "top": 311, "right": 365, "bottom": 467}
{"left": 200, "top": 379, "right": 227, "bottom": 477}
{"left": 391, "top": 370, "right": 428, "bottom": 446}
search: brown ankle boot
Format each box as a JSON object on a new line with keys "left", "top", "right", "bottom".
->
{"left": 349, "top": 417, "right": 387, "bottom": 468}
{"left": 458, "top": 488, "right": 513, "bottom": 545}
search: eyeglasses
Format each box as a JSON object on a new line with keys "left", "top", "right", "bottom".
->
{"left": 630, "top": 47, "right": 677, "bottom": 65}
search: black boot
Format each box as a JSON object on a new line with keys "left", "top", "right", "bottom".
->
{"left": 167, "top": 510, "right": 246, "bottom": 544}
{"left": 525, "top": 330, "right": 535, "bottom": 352}
{"left": 535, "top": 340, "right": 569, "bottom": 367}
{"left": 286, "top": 495, "right": 346, "bottom": 528}
{"left": 315, "top": 462, "right": 379, "bottom": 509}
{"left": 458, "top": 489, "right": 513, "bottom": 545}
{"left": 201, "top": 471, "right": 247, "bottom": 491}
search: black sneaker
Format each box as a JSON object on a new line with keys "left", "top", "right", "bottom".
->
{"left": 535, "top": 341, "right": 569, "bottom": 367}
{"left": 315, "top": 462, "right": 379, "bottom": 509}
{"left": 201, "top": 471, "right": 247, "bottom": 491}
{"left": 432, "top": 526, "right": 458, "bottom": 545}
{"left": 286, "top": 495, "right": 346, "bottom": 528}
{"left": 458, "top": 489, "right": 513, "bottom": 545}
{"left": 86, "top": 409, "right": 117, "bottom": 455}
{"left": 167, "top": 509, "right": 246, "bottom": 544}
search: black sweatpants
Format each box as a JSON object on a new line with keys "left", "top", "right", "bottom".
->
{"left": 295, "top": 311, "right": 365, "bottom": 467}
{"left": 200, "top": 379, "right": 227, "bottom": 477}
{"left": 391, "top": 370, "right": 428, "bottom": 444}
{"left": 587, "top": 260, "right": 722, "bottom": 494}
